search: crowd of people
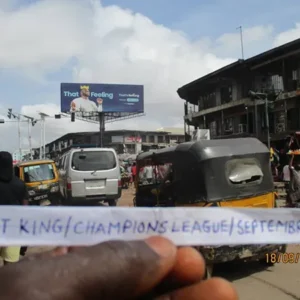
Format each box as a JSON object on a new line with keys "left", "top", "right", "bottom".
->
{"left": 120, "top": 160, "right": 172, "bottom": 186}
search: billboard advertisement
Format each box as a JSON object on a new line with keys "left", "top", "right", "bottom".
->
{"left": 60, "top": 83, "right": 144, "bottom": 113}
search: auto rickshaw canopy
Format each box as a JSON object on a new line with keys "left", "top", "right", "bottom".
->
{"left": 136, "top": 138, "right": 274, "bottom": 203}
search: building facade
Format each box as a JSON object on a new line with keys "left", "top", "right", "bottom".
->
{"left": 12, "top": 149, "right": 31, "bottom": 163}
{"left": 34, "top": 128, "right": 185, "bottom": 160}
{"left": 177, "top": 38, "right": 300, "bottom": 143}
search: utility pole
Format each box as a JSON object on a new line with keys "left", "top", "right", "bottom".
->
{"left": 236, "top": 26, "right": 245, "bottom": 59}
{"left": 265, "top": 96, "right": 270, "bottom": 149}
{"left": 39, "top": 112, "right": 49, "bottom": 159}
{"left": 27, "top": 119, "right": 31, "bottom": 159}
{"left": 17, "top": 116, "right": 21, "bottom": 160}
{"left": 7, "top": 109, "right": 22, "bottom": 160}
{"left": 22, "top": 115, "right": 37, "bottom": 160}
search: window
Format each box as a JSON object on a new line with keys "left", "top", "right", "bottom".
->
{"left": 158, "top": 136, "right": 164, "bottom": 143}
{"left": 226, "top": 158, "right": 263, "bottom": 186}
{"left": 220, "top": 85, "right": 232, "bottom": 104}
{"left": 59, "top": 156, "right": 65, "bottom": 169}
{"left": 224, "top": 118, "right": 233, "bottom": 133}
{"left": 71, "top": 151, "right": 116, "bottom": 171}
{"left": 209, "top": 121, "right": 217, "bottom": 137}
{"left": 148, "top": 136, "right": 155, "bottom": 143}
{"left": 292, "top": 70, "right": 298, "bottom": 81}
{"left": 24, "top": 164, "right": 55, "bottom": 183}
{"left": 203, "top": 92, "right": 216, "bottom": 109}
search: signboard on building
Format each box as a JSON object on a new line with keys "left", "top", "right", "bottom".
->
{"left": 112, "top": 136, "right": 123, "bottom": 143}
{"left": 124, "top": 136, "right": 142, "bottom": 143}
{"left": 60, "top": 83, "right": 144, "bottom": 113}
{"left": 191, "top": 129, "right": 210, "bottom": 141}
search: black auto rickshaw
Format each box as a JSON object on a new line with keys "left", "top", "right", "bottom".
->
{"left": 133, "top": 138, "right": 286, "bottom": 277}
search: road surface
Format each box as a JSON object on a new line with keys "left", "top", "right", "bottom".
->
{"left": 120, "top": 188, "right": 300, "bottom": 300}
{"left": 26, "top": 188, "right": 300, "bottom": 299}
{"left": 213, "top": 246, "right": 300, "bottom": 300}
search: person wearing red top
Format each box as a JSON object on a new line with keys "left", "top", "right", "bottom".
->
{"left": 131, "top": 162, "right": 137, "bottom": 184}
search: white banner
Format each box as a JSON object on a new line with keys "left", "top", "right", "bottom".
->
{"left": 0, "top": 207, "right": 299, "bottom": 246}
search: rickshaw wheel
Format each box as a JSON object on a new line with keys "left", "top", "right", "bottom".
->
{"left": 205, "top": 264, "right": 214, "bottom": 279}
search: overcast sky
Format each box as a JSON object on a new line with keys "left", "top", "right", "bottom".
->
{"left": 1, "top": 0, "right": 300, "bottom": 152}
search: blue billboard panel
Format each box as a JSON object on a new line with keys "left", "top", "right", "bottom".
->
{"left": 60, "top": 83, "right": 144, "bottom": 113}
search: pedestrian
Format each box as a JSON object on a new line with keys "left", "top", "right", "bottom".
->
{"left": 282, "top": 163, "right": 290, "bottom": 183}
{"left": 127, "top": 164, "right": 133, "bottom": 187}
{"left": 143, "top": 164, "right": 154, "bottom": 184}
{"left": 131, "top": 162, "right": 137, "bottom": 184}
{"left": 0, "top": 151, "right": 28, "bottom": 265}
{"left": 0, "top": 237, "right": 238, "bottom": 300}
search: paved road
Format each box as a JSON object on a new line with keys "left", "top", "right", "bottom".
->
{"left": 214, "top": 245, "right": 300, "bottom": 300}
{"left": 26, "top": 188, "right": 300, "bottom": 299}
{"left": 120, "top": 188, "right": 300, "bottom": 300}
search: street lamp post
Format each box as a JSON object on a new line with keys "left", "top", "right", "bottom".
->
{"left": 7, "top": 109, "right": 22, "bottom": 160}
{"left": 264, "top": 96, "right": 270, "bottom": 149}
{"left": 4, "top": 110, "right": 38, "bottom": 160}
{"left": 22, "top": 115, "right": 37, "bottom": 160}
{"left": 39, "top": 112, "right": 49, "bottom": 159}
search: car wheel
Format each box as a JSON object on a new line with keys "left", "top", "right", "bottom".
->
{"left": 108, "top": 199, "right": 117, "bottom": 206}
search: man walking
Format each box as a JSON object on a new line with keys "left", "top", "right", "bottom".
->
{"left": 0, "top": 151, "right": 28, "bottom": 264}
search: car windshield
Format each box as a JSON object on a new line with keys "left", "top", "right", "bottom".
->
{"left": 71, "top": 151, "right": 116, "bottom": 171}
{"left": 24, "top": 163, "right": 55, "bottom": 183}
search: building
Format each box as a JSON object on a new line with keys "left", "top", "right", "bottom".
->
{"left": 177, "top": 38, "right": 300, "bottom": 143}
{"left": 35, "top": 128, "right": 185, "bottom": 160}
{"left": 12, "top": 149, "right": 31, "bottom": 163}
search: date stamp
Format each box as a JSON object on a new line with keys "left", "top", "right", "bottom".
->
{"left": 265, "top": 253, "right": 300, "bottom": 264}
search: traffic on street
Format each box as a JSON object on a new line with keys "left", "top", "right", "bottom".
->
{"left": 2, "top": 1, "right": 300, "bottom": 298}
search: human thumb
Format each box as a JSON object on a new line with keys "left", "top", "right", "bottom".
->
{"left": 0, "top": 237, "right": 177, "bottom": 300}
{"left": 69, "top": 237, "right": 177, "bottom": 299}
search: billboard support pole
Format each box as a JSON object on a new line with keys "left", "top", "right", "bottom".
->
{"left": 99, "top": 112, "right": 105, "bottom": 147}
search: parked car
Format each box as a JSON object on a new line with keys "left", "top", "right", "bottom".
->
{"left": 58, "top": 147, "right": 121, "bottom": 206}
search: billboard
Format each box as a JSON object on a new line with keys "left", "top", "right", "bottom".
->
{"left": 60, "top": 83, "right": 144, "bottom": 113}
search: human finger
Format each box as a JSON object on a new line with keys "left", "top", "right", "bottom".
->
{"left": 69, "top": 237, "right": 178, "bottom": 298}
{"left": 150, "top": 247, "right": 205, "bottom": 297}
{"left": 0, "top": 237, "right": 178, "bottom": 300}
{"left": 166, "top": 277, "right": 238, "bottom": 300}
{"left": 20, "top": 247, "right": 69, "bottom": 262}
{"left": 19, "top": 243, "right": 207, "bottom": 299}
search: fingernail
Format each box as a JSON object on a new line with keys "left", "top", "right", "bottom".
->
{"left": 51, "top": 247, "right": 69, "bottom": 257}
{"left": 145, "top": 237, "right": 177, "bottom": 259}
{"left": 155, "top": 296, "right": 171, "bottom": 300}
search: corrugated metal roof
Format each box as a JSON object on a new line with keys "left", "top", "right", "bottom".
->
{"left": 177, "top": 38, "right": 300, "bottom": 99}
{"left": 156, "top": 127, "right": 185, "bottom": 135}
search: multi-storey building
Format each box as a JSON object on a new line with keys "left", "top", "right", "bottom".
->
{"left": 12, "top": 149, "right": 31, "bottom": 163}
{"left": 177, "top": 38, "right": 300, "bottom": 144}
{"left": 33, "top": 128, "right": 185, "bottom": 160}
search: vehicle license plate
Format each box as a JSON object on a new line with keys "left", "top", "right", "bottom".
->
{"left": 38, "top": 184, "right": 48, "bottom": 190}
{"left": 40, "top": 199, "right": 51, "bottom": 206}
{"left": 34, "top": 194, "right": 48, "bottom": 201}
{"left": 86, "top": 180, "right": 105, "bottom": 188}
